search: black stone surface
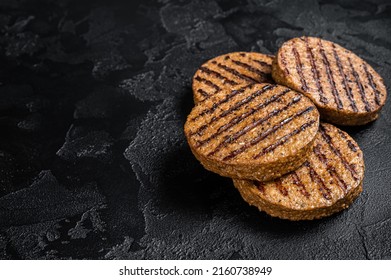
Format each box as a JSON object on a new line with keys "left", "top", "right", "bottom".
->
{"left": 0, "top": 0, "right": 390, "bottom": 260}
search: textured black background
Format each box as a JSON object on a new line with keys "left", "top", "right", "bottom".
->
{"left": 0, "top": 0, "right": 390, "bottom": 260}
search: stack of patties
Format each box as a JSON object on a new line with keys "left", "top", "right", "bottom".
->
{"left": 184, "top": 37, "right": 387, "bottom": 220}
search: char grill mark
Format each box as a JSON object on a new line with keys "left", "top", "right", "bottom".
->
{"left": 363, "top": 63, "right": 381, "bottom": 106}
{"left": 190, "top": 83, "right": 255, "bottom": 123}
{"left": 331, "top": 44, "right": 358, "bottom": 112}
{"left": 336, "top": 130, "right": 358, "bottom": 152}
{"left": 194, "top": 76, "right": 221, "bottom": 93}
{"left": 217, "top": 105, "right": 314, "bottom": 160}
{"left": 195, "top": 88, "right": 291, "bottom": 147}
{"left": 303, "top": 161, "right": 332, "bottom": 200}
{"left": 251, "top": 59, "right": 272, "bottom": 69}
{"left": 291, "top": 43, "right": 309, "bottom": 92}
{"left": 253, "top": 119, "right": 316, "bottom": 159}
{"left": 313, "top": 144, "right": 348, "bottom": 192}
{"left": 197, "top": 89, "right": 210, "bottom": 98}
{"left": 208, "top": 94, "right": 303, "bottom": 157}
{"left": 194, "top": 124, "right": 208, "bottom": 136}
{"left": 317, "top": 39, "right": 344, "bottom": 109}
{"left": 216, "top": 63, "right": 259, "bottom": 83}
{"left": 280, "top": 51, "right": 290, "bottom": 75}
{"left": 218, "top": 84, "right": 276, "bottom": 119}
{"left": 254, "top": 181, "right": 265, "bottom": 193}
{"left": 230, "top": 59, "right": 270, "bottom": 79}
{"left": 291, "top": 171, "right": 310, "bottom": 198}
{"left": 199, "top": 66, "right": 239, "bottom": 86}
{"left": 190, "top": 89, "right": 241, "bottom": 122}
{"left": 319, "top": 124, "right": 358, "bottom": 180}
{"left": 347, "top": 57, "right": 371, "bottom": 112}
{"left": 347, "top": 141, "right": 357, "bottom": 152}
{"left": 304, "top": 38, "right": 328, "bottom": 104}
{"left": 275, "top": 179, "right": 288, "bottom": 196}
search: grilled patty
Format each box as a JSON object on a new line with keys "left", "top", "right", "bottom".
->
{"left": 184, "top": 83, "right": 320, "bottom": 181}
{"left": 233, "top": 123, "right": 364, "bottom": 220}
{"left": 272, "top": 37, "right": 387, "bottom": 125}
{"left": 192, "top": 52, "right": 274, "bottom": 104}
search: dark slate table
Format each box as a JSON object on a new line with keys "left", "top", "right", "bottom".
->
{"left": 0, "top": 0, "right": 390, "bottom": 259}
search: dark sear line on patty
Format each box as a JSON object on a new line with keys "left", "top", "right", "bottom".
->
{"left": 190, "top": 89, "right": 242, "bottom": 122}
{"left": 347, "top": 57, "right": 371, "bottom": 112}
{"left": 362, "top": 62, "right": 381, "bottom": 106}
{"left": 313, "top": 144, "right": 348, "bottom": 192}
{"left": 190, "top": 84, "right": 272, "bottom": 133}
{"left": 192, "top": 124, "right": 208, "bottom": 136}
{"left": 218, "top": 84, "right": 276, "bottom": 119}
{"left": 319, "top": 124, "right": 358, "bottom": 180}
{"left": 194, "top": 76, "right": 221, "bottom": 93}
{"left": 206, "top": 94, "right": 304, "bottom": 157}
{"left": 254, "top": 181, "right": 265, "bottom": 193}
{"left": 303, "top": 37, "right": 329, "bottom": 105}
{"left": 279, "top": 51, "right": 290, "bottom": 75}
{"left": 199, "top": 66, "right": 239, "bottom": 86}
{"left": 190, "top": 84, "right": 275, "bottom": 134}
{"left": 215, "top": 105, "right": 315, "bottom": 160}
{"left": 252, "top": 58, "right": 273, "bottom": 69}
{"left": 194, "top": 88, "right": 291, "bottom": 146}
{"left": 190, "top": 83, "right": 256, "bottom": 123}
{"left": 197, "top": 89, "right": 210, "bottom": 98}
{"left": 331, "top": 44, "right": 358, "bottom": 112}
{"left": 317, "top": 39, "right": 344, "bottom": 110}
{"left": 230, "top": 59, "right": 271, "bottom": 79}
{"left": 303, "top": 161, "right": 332, "bottom": 200}
{"left": 275, "top": 179, "right": 289, "bottom": 196}
{"left": 252, "top": 119, "right": 316, "bottom": 159}
{"left": 336, "top": 129, "right": 358, "bottom": 152}
{"left": 214, "top": 62, "right": 259, "bottom": 83}
{"left": 291, "top": 42, "right": 309, "bottom": 92}
{"left": 291, "top": 171, "right": 311, "bottom": 198}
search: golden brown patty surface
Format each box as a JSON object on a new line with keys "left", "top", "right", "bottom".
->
{"left": 184, "top": 83, "right": 320, "bottom": 181}
{"left": 272, "top": 37, "right": 387, "bottom": 125}
{"left": 193, "top": 52, "right": 274, "bottom": 104}
{"left": 234, "top": 123, "right": 364, "bottom": 220}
